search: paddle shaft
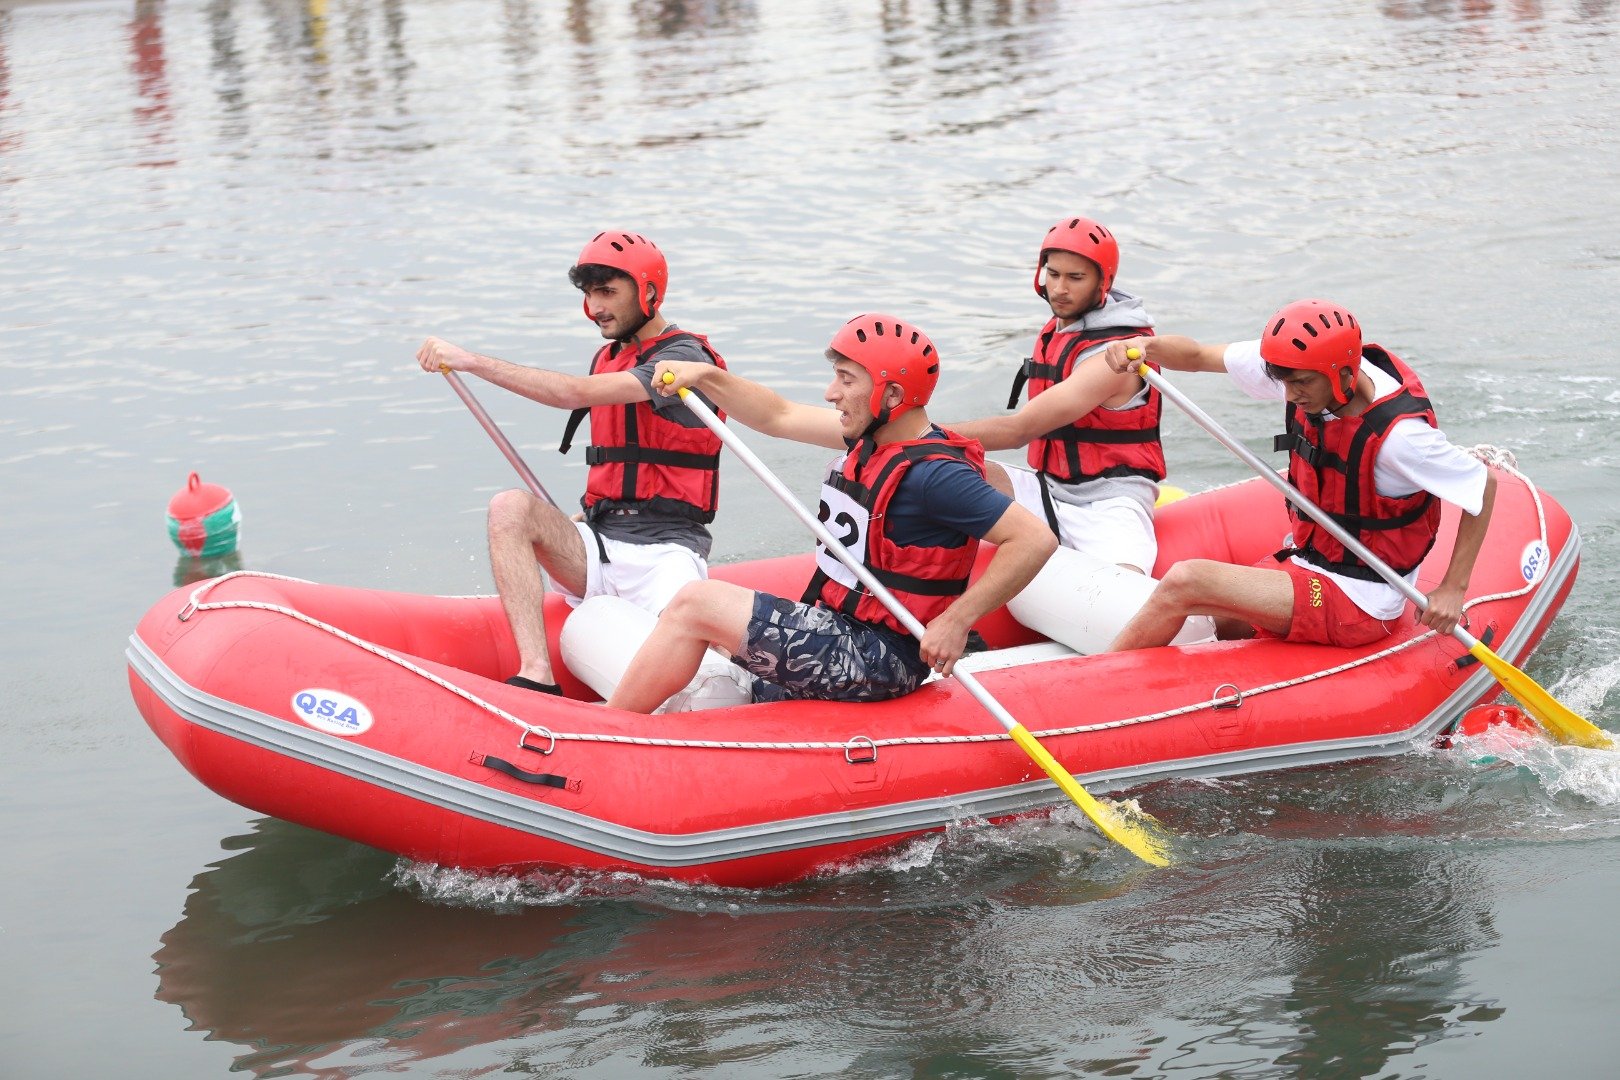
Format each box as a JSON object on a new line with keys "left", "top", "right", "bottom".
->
{"left": 1135, "top": 361, "right": 1486, "bottom": 652}
{"left": 671, "top": 385, "right": 1170, "bottom": 865}
{"left": 441, "top": 368, "right": 557, "bottom": 508}
{"left": 672, "top": 393, "right": 935, "bottom": 634}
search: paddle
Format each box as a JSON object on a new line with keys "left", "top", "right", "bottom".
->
{"left": 1126, "top": 347, "right": 1611, "bottom": 750}
{"left": 666, "top": 376, "right": 1172, "bottom": 866}
{"left": 439, "top": 365, "right": 561, "bottom": 598}
{"left": 440, "top": 367, "right": 558, "bottom": 508}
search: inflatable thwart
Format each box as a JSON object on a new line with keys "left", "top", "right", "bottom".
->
{"left": 127, "top": 468, "right": 1580, "bottom": 886}
{"left": 563, "top": 546, "right": 1213, "bottom": 711}
{"left": 560, "top": 595, "right": 753, "bottom": 711}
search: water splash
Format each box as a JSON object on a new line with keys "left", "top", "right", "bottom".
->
{"left": 1550, "top": 649, "right": 1620, "bottom": 722}
{"left": 390, "top": 861, "right": 645, "bottom": 908}
{"left": 1440, "top": 725, "right": 1620, "bottom": 811}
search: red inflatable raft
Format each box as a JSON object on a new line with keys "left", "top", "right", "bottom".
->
{"left": 127, "top": 468, "right": 1578, "bottom": 887}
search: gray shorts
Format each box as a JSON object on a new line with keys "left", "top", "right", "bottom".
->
{"left": 735, "top": 593, "right": 928, "bottom": 704}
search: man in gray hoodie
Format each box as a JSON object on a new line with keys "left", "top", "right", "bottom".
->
{"left": 952, "top": 216, "right": 1164, "bottom": 573}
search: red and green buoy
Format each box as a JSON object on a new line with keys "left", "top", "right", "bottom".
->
{"left": 166, "top": 472, "right": 240, "bottom": 558}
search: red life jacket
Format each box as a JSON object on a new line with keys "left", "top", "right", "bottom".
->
{"left": 1008, "top": 318, "right": 1165, "bottom": 483}
{"left": 1273, "top": 344, "right": 1442, "bottom": 580}
{"left": 558, "top": 329, "right": 727, "bottom": 524}
{"left": 803, "top": 431, "right": 986, "bottom": 637}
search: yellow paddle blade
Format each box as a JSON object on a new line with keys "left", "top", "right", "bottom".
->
{"left": 1008, "top": 724, "right": 1172, "bottom": 867}
{"left": 1469, "top": 641, "right": 1612, "bottom": 749}
{"left": 1155, "top": 483, "right": 1190, "bottom": 508}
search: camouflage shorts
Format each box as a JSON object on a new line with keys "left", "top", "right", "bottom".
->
{"left": 736, "top": 593, "right": 928, "bottom": 704}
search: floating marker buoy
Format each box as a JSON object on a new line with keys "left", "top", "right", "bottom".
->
{"left": 1433, "top": 702, "right": 1539, "bottom": 753}
{"left": 166, "top": 471, "right": 240, "bottom": 557}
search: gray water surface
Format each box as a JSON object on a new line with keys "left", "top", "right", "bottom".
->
{"left": 5, "top": 0, "right": 1620, "bottom": 1076}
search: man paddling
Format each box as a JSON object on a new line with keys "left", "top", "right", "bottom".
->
{"left": 951, "top": 215, "right": 1164, "bottom": 573}
{"left": 417, "top": 231, "right": 727, "bottom": 695}
{"left": 1101, "top": 299, "right": 1496, "bottom": 651}
{"left": 603, "top": 313, "right": 1057, "bottom": 712}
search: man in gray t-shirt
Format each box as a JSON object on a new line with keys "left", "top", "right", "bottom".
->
{"left": 417, "top": 231, "right": 725, "bottom": 696}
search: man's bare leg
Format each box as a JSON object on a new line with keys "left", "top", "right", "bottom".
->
{"left": 606, "top": 580, "right": 754, "bottom": 713}
{"left": 1109, "top": 559, "right": 1294, "bottom": 651}
{"left": 487, "top": 489, "right": 589, "bottom": 686}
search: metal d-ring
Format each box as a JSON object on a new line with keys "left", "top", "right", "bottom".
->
{"left": 1212, "top": 683, "right": 1243, "bottom": 710}
{"left": 518, "top": 724, "right": 557, "bottom": 756}
{"left": 844, "top": 735, "right": 878, "bottom": 765}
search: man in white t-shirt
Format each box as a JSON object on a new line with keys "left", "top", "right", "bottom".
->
{"left": 1099, "top": 299, "right": 1497, "bottom": 651}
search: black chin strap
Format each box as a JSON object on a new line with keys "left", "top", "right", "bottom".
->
{"left": 852, "top": 402, "right": 892, "bottom": 471}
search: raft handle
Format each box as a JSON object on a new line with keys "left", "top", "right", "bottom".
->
{"left": 1212, "top": 683, "right": 1243, "bottom": 710}
{"left": 844, "top": 735, "right": 878, "bottom": 765}
{"left": 519, "top": 724, "right": 557, "bottom": 756}
{"left": 1452, "top": 624, "right": 1496, "bottom": 671}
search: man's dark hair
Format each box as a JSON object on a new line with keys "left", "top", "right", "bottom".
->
{"left": 568, "top": 263, "right": 632, "bottom": 292}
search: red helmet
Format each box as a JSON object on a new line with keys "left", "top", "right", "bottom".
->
{"left": 576, "top": 231, "right": 667, "bottom": 318}
{"left": 1259, "top": 299, "right": 1362, "bottom": 405}
{"left": 1033, "top": 216, "right": 1119, "bottom": 301}
{"left": 827, "top": 313, "right": 940, "bottom": 424}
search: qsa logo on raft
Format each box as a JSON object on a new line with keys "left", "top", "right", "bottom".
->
{"left": 1519, "top": 540, "right": 1550, "bottom": 586}
{"left": 291, "top": 689, "right": 374, "bottom": 737}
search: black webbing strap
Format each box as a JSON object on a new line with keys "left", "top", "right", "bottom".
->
{"left": 1042, "top": 424, "right": 1159, "bottom": 444}
{"left": 584, "top": 524, "right": 611, "bottom": 565}
{"left": 471, "top": 752, "right": 571, "bottom": 789}
{"left": 559, "top": 407, "right": 589, "bottom": 455}
{"left": 1007, "top": 357, "right": 1045, "bottom": 409}
{"left": 1008, "top": 325, "right": 1147, "bottom": 408}
{"left": 584, "top": 445, "right": 721, "bottom": 469}
{"left": 1452, "top": 625, "right": 1496, "bottom": 669}
{"left": 1035, "top": 471, "right": 1063, "bottom": 541}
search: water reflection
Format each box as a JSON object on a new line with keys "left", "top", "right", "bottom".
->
{"left": 106, "top": 0, "right": 1093, "bottom": 167}
{"left": 1381, "top": 0, "right": 1613, "bottom": 21}
{"left": 1088, "top": 764, "right": 1512, "bottom": 1074}
{"left": 173, "top": 549, "right": 245, "bottom": 586}
{"left": 256, "top": 0, "right": 332, "bottom": 69}
{"left": 128, "top": 0, "right": 175, "bottom": 168}
{"left": 204, "top": 0, "right": 248, "bottom": 139}
{"left": 631, "top": 0, "right": 757, "bottom": 39}
{"left": 499, "top": 0, "right": 540, "bottom": 103}
{"left": 0, "top": 10, "right": 16, "bottom": 162}
{"left": 153, "top": 822, "right": 586, "bottom": 1076}
{"left": 153, "top": 821, "right": 831, "bottom": 1075}
{"left": 1273, "top": 847, "right": 1502, "bottom": 1076}
{"left": 151, "top": 806, "right": 1509, "bottom": 1076}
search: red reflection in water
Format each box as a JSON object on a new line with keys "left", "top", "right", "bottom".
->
{"left": 0, "top": 14, "right": 20, "bottom": 157}
{"left": 128, "top": 0, "right": 176, "bottom": 168}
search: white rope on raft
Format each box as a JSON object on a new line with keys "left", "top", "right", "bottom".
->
{"left": 173, "top": 450, "right": 1546, "bottom": 753}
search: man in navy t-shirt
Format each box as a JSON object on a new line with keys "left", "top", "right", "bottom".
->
{"left": 603, "top": 313, "right": 1058, "bottom": 712}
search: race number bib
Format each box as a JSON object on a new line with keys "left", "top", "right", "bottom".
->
{"left": 816, "top": 469, "right": 871, "bottom": 591}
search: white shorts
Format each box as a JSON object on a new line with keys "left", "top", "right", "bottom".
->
{"left": 554, "top": 521, "right": 708, "bottom": 613}
{"left": 1006, "top": 467, "right": 1158, "bottom": 573}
